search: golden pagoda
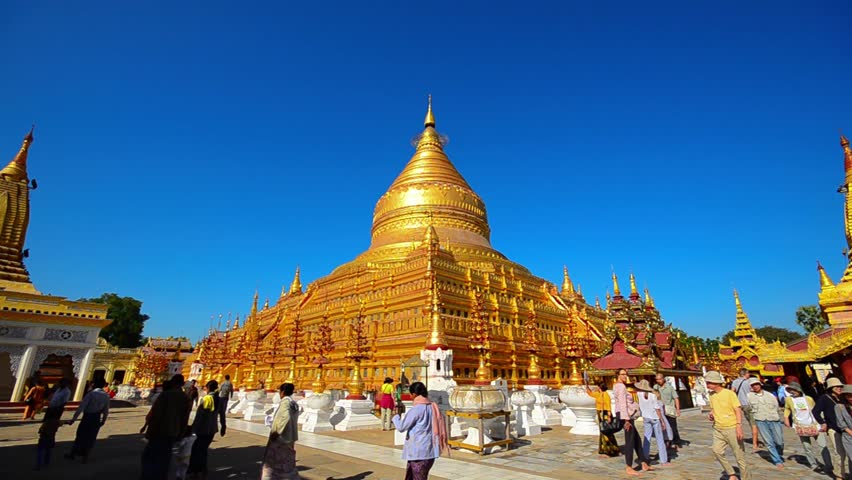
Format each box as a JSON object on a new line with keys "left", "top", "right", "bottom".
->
{"left": 717, "top": 290, "right": 783, "bottom": 377}
{"left": 192, "top": 99, "right": 605, "bottom": 391}
{"left": 0, "top": 128, "right": 110, "bottom": 402}
{"left": 757, "top": 134, "right": 852, "bottom": 382}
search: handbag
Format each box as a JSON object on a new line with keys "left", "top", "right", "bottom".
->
{"left": 794, "top": 424, "right": 820, "bottom": 437}
{"left": 599, "top": 411, "right": 622, "bottom": 434}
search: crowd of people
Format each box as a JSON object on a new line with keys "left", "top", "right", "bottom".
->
{"left": 24, "top": 366, "right": 852, "bottom": 480}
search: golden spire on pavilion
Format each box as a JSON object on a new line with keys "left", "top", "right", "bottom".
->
{"left": 612, "top": 271, "right": 621, "bottom": 296}
{"left": 562, "top": 265, "right": 574, "bottom": 294}
{"left": 818, "top": 260, "right": 835, "bottom": 289}
{"left": 732, "top": 289, "right": 757, "bottom": 338}
{"left": 595, "top": 296, "right": 602, "bottom": 309}
{"left": 232, "top": 314, "right": 240, "bottom": 330}
{"left": 629, "top": 272, "right": 639, "bottom": 297}
{"left": 424, "top": 273, "right": 448, "bottom": 350}
{"left": 289, "top": 266, "right": 303, "bottom": 295}
{"left": 263, "top": 298, "right": 269, "bottom": 310}
{"left": 0, "top": 126, "right": 33, "bottom": 182}
{"left": 644, "top": 287, "right": 655, "bottom": 308}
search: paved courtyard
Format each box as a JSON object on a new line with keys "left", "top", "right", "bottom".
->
{"left": 0, "top": 406, "right": 834, "bottom": 479}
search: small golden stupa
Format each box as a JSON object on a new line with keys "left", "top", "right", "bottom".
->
{"left": 193, "top": 99, "right": 604, "bottom": 391}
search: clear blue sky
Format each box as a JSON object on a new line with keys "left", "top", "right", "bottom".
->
{"left": 2, "top": 1, "right": 851, "bottom": 342}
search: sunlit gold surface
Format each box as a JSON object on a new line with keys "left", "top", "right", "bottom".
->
{"left": 187, "top": 100, "right": 603, "bottom": 391}
{"left": 717, "top": 290, "right": 782, "bottom": 376}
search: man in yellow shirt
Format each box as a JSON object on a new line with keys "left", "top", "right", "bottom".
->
{"left": 706, "top": 371, "right": 750, "bottom": 480}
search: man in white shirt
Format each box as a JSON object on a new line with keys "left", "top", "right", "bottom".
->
{"left": 46, "top": 378, "right": 71, "bottom": 419}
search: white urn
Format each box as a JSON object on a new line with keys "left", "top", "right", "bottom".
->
{"left": 448, "top": 385, "right": 508, "bottom": 413}
{"left": 558, "top": 385, "right": 599, "bottom": 435}
{"left": 510, "top": 389, "right": 536, "bottom": 408}
{"left": 306, "top": 393, "right": 334, "bottom": 411}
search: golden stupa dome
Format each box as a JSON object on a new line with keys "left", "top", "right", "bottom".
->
{"left": 370, "top": 97, "right": 493, "bottom": 251}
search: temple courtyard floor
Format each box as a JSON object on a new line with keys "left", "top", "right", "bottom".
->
{"left": 0, "top": 407, "right": 833, "bottom": 479}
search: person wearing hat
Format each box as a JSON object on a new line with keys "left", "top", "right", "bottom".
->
{"left": 784, "top": 381, "right": 825, "bottom": 472}
{"left": 746, "top": 378, "right": 784, "bottom": 468}
{"left": 730, "top": 368, "right": 760, "bottom": 451}
{"left": 813, "top": 376, "right": 847, "bottom": 480}
{"left": 705, "top": 371, "right": 750, "bottom": 480}
{"left": 834, "top": 385, "right": 852, "bottom": 476}
{"left": 636, "top": 379, "right": 670, "bottom": 466}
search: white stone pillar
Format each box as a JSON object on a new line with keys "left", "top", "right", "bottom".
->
{"left": 74, "top": 348, "right": 96, "bottom": 401}
{"left": 11, "top": 345, "right": 37, "bottom": 401}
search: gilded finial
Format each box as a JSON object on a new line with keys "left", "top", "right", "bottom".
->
{"left": 250, "top": 289, "right": 259, "bottom": 318}
{"left": 422, "top": 223, "right": 440, "bottom": 248}
{"left": 644, "top": 287, "right": 655, "bottom": 308}
{"left": 595, "top": 296, "right": 601, "bottom": 309}
{"left": 424, "top": 94, "right": 435, "bottom": 128}
{"left": 233, "top": 314, "right": 241, "bottom": 330}
{"left": 263, "top": 297, "right": 269, "bottom": 310}
{"left": 842, "top": 132, "right": 852, "bottom": 179}
{"left": 612, "top": 271, "right": 621, "bottom": 296}
{"left": 425, "top": 274, "right": 447, "bottom": 350}
{"left": 561, "top": 265, "right": 574, "bottom": 294}
{"left": 733, "top": 289, "right": 743, "bottom": 314}
{"left": 289, "top": 266, "right": 303, "bottom": 295}
{"left": 629, "top": 272, "right": 639, "bottom": 297}
{"left": 818, "top": 260, "right": 835, "bottom": 288}
{"left": 576, "top": 283, "right": 583, "bottom": 298}
{"left": 1, "top": 125, "right": 34, "bottom": 181}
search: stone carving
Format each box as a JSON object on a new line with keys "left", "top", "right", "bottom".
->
{"left": 0, "top": 325, "right": 28, "bottom": 338}
{"left": 44, "top": 328, "right": 88, "bottom": 343}
{"left": 0, "top": 344, "right": 27, "bottom": 377}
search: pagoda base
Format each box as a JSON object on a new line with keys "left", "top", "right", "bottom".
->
{"left": 302, "top": 406, "right": 334, "bottom": 432}
{"left": 334, "top": 399, "right": 382, "bottom": 431}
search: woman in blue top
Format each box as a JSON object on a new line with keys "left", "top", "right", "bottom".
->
{"left": 392, "top": 382, "right": 449, "bottom": 480}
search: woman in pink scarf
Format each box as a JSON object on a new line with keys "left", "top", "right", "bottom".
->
{"left": 392, "top": 381, "right": 449, "bottom": 480}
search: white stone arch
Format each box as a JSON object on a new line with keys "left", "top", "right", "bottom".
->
{"left": 30, "top": 346, "right": 86, "bottom": 378}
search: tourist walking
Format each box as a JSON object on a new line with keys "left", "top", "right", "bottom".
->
{"left": 813, "top": 376, "right": 847, "bottom": 480}
{"left": 747, "top": 377, "right": 784, "bottom": 468}
{"left": 783, "top": 381, "right": 824, "bottom": 472}
{"left": 23, "top": 379, "right": 46, "bottom": 420}
{"left": 706, "top": 370, "right": 750, "bottom": 480}
{"left": 392, "top": 381, "right": 449, "bottom": 480}
{"left": 636, "top": 380, "right": 669, "bottom": 466}
{"left": 380, "top": 377, "right": 395, "bottom": 431}
{"left": 187, "top": 380, "right": 220, "bottom": 479}
{"left": 585, "top": 383, "right": 620, "bottom": 457}
{"left": 730, "top": 369, "right": 759, "bottom": 451}
{"left": 35, "top": 406, "right": 62, "bottom": 470}
{"left": 218, "top": 375, "right": 233, "bottom": 436}
{"left": 45, "top": 378, "right": 72, "bottom": 420}
{"left": 65, "top": 378, "right": 110, "bottom": 463}
{"left": 261, "top": 383, "right": 299, "bottom": 480}
{"left": 187, "top": 379, "right": 199, "bottom": 407}
{"left": 141, "top": 374, "right": 192, "bottom": 480}
{"left": 614, "top": 369, "right": 650, "bottom": 476}
{"left": 834, "top": 385, "right": 852, "bottom": 477}
{"left": 654, "top": 373, "right": 681, "bottom": 449}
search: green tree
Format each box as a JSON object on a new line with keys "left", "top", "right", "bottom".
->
{"left": 795, "top": 305, "right": 829, "bottom": 334}
{"left": 80, "top": 293, "right": 149, "bottom": 348}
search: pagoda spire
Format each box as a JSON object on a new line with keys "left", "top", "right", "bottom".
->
{"left": 818, "top": 260, "right": 835, "bottom": 288}
{"left": 423, "top": 222, "right": 440, "bottom": 249}
{"left": 289, "top": 266, "right": 303, "bottom": 295}
{"left": 263, "top": 297, "right": 269, "bottom": 310}
{"left": 0, "top": 126, "right": 33, "bottom": 181}
{"left": 561, "top": 265, "right": 574, "bottom": 295}
{"left": 424, "top": 94, "right": 435, "bottom": 128}
{"left": 612, "top": 271, "right": 621, "bottom": 297}
{"left": 629, "top": 272, "right": 639, "bottom": 298}
{"left": 424, "top": 272, "right": 448, "bottom": 350}
{"left": 250, "top": 289, "right": 259, "bottom": 319}
{"left": 732, "top": 289, "right": 756, "bottom": 338}
{"left": 576, "top": 283, "right": 583, "bottom": 298}
{"left": 233, "top": 314, "right": 241, "bottom": 330}
{"left": 644, "top": 287, "right": 656, "bottom": 308}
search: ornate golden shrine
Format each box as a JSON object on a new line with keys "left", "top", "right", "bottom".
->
{"left": 0, "top": 129, "right": 110, "bottom": 402}
{"left": 717, "top": 290, "right": 783, "bottom": 377}
{"left": 757, "top": 135, "right": 852, "bottom": 381}
{"left": 189, "top": 99, "right": 607, "bottom": 391}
